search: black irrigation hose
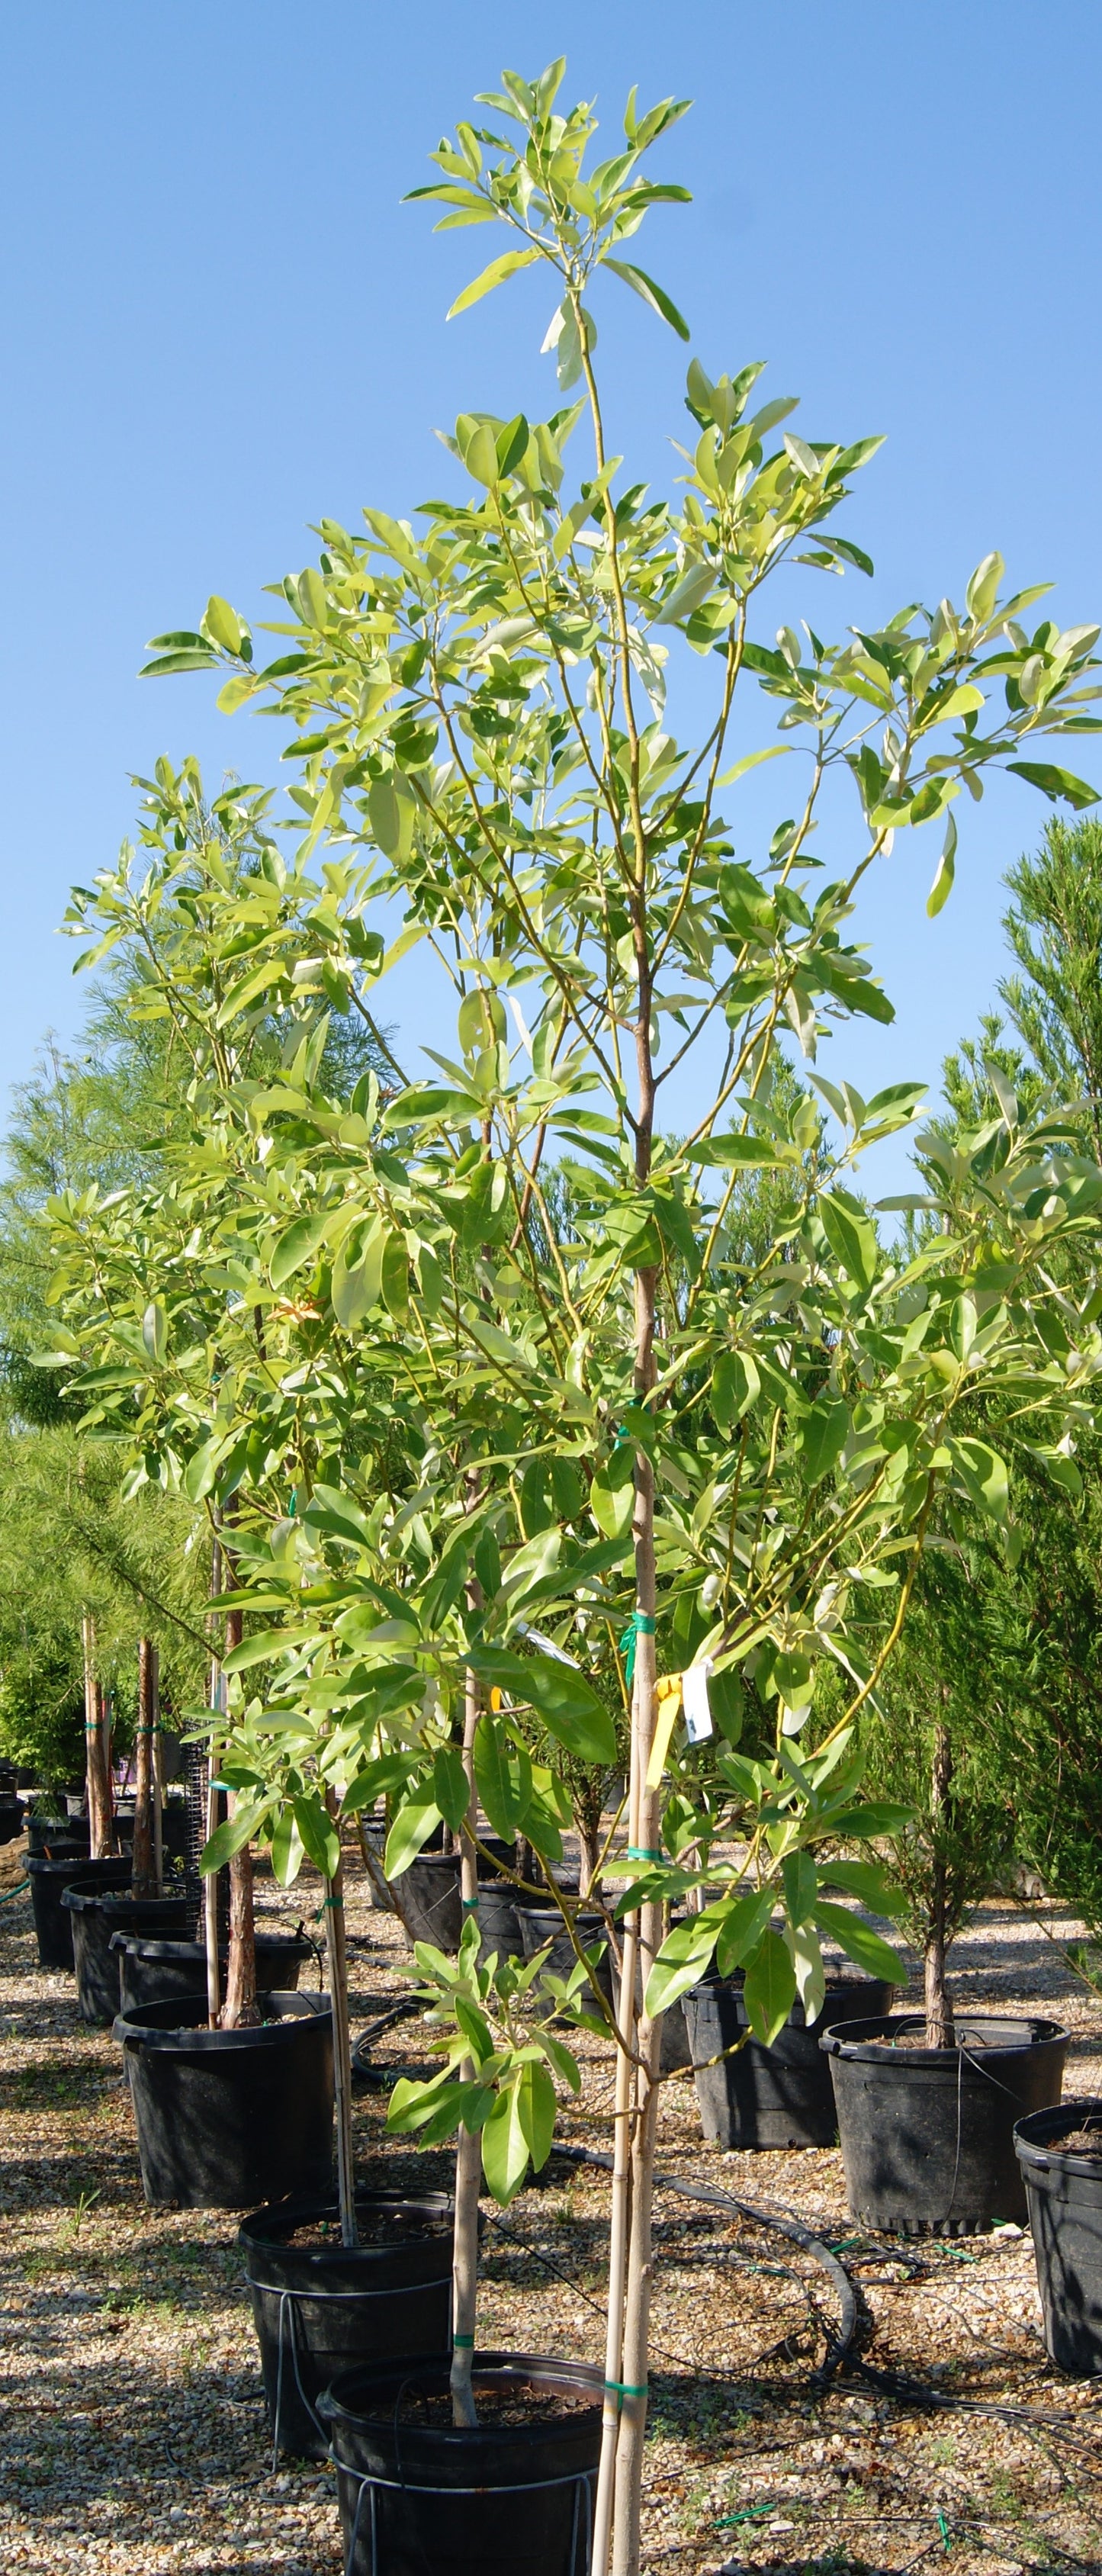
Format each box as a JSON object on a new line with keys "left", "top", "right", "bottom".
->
{"left": 550, "top": 2141, "right": 859, "bottom": 2387}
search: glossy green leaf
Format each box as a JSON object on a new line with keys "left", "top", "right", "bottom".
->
{"left": 813, "top": 1902, "right": 907, "bottom": 1986}
{"left": 742, "top": 1928, "right": 797, "bottom": 2044}
{"left": 269, "top": 1211, "right": 332, "bottom": 1290}
{"left": 384, "top": 1796, "right": 444, "bottom": 1880}
{"left": 473, "top": 1714, "right": 532, "bottom": 1839}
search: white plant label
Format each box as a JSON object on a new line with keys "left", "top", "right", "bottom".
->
{"left": 683, "top": 1659, "right": 714, "bottom": 1744}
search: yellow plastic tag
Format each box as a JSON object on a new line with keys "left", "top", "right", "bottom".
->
{"left": 645, "top": 1674, "right": 684, "bottom": 1791}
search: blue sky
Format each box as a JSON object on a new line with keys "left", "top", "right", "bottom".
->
{"left": 3, "top": 3, "right": 1101, "bottom": 1187}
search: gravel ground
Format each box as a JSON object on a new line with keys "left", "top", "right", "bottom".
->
{"left": 2, "top": 1831, "right": 1101, "bottom": 2576}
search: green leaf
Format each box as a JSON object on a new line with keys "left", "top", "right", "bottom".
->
{"left": 269, "top": 1211, "right": 331, "bottom": 1290}
{"left": 473, "top": 1714, "right": 531, "bottom": 1840}
{"left": 715, "top": 744, "right": 793, "bottom": 788}
{"left": 332, "top": 1223, "right": 385, "bottom": 1330}
{"left": 464, "top": 1649, "right": 616, "bottom": 1765}
{"left": 269, "top": 1810, "right": 305, "bottom": 1887}
{"left": 200, "top": 1798, "right": 268, "bottom": 1872}
{"left": 798, "top": 1399, "right": 849, "bottom": 1484}
{"left": 712, "top": 1350, "right": 760, "bottom": 1431}
{"left": 384, "top": 1796, "right": 444, "bottom": 1880}
{"left": 291, "top": 1795, "right": 341, "bottom": 1879}
{"left": 644, "top": 1914, "right": 719, "bottom": 2015}
{"left": 715, "top": 1887, "right": 775, "bottom": 1976}
{"left": 1006, "top": 762, "right": 1099, "bottom": 811}
{"left": 781, "top": 1851, "right": 818, "bottom": 1928}
{"left": 222, "top": 1626, "right": 305, "bottom": 1673}
{"left": 480, "top": 2079, "right": 532, "bottom": 2205}
{"left": 818, "top": 1859, "right": 907, "bottom": 1917}
{"left": 368, "top": 772, "right": 416, "bottom": 860}
{"left": 946, "top": 1435, "right": 1009, "bottom": 1525}
{"left": 927, "top": 810, "right": 957, "bottom": 918}
{"left": 590, "top": 1459, "right": 635, "bottom": 1539}
{"left": 742, "top": 1928, "right": 797, "bottom": 2043}
{"left": 818, "top": 1190, "right": 878, "bottom": 1293}
{"left": 602, "top": 257, "right": 690, "bottom": 339}
{"left": 433, "top": 1745, "right": 470, "bottom": 1833}
{"left": 204, "top": 593, "right": 245, "bottom": 654}
{"left": 814, "top": 1902, "right": 906, "bottom": 1986}
{"left": 516, "top": 2058, "right": 557, "bottom": 2170}
{"left": 654, "top": 561, "right": 717, "bottom": 626}
{"left": 142, "top": 1300, "right": 168, "bottom": 1364}
{"left": 447, "top": 246, "right": 541, "bottom": 318}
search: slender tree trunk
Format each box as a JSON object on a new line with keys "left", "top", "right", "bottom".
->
{"left": 325, "top": 1791, "right": 358, "bottom": 2245}
{"left": 82, "top": 1615, "right": 112, "bottom": 1858}
{"left": 132, "top": 1637, "right": 156, "bottom": 1897}
{"left": 151, "top": 1648, "right": 164, "bottom": 1896}
{"left": 204, "top": 1538, "right": 223, "bottom": 2028}
{"left": 611, "top": 1261, "right": 662, "bottom": 2576}
{"left": 925, "top": 1719, "right": 955, "bottom": 2050}
{"left": 220, "top": 1607, "right": 259, "bottom": 2029}
{"left": 451, "top": 1545, "right": 483, "bottom": 2430}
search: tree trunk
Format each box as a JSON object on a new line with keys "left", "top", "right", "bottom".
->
{"left": 82, "top": 1615, "right": 113, "bottom": 1858}
{"left": 132, "top": 1637, "right": 157, "bottom": 1897}
{"left": 925, "top": 1720, "right": 955, "bottom": 2050}
{"left": 450, "top": 1554, "right": 483, "bottom": 2430}
{"left": 204, "top": 1538, "right": 223, "bottom": 2028}
{"left": 151, "top": 1649, "right": 164, "bottom": 1896}
{"left": 325, "top": 1792, "right": 358, "bottom": 2246}
{"left": 220, "top": 1606, "right": 259, "bottom": 2029}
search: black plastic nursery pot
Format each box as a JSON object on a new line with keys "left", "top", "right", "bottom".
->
{"left": 63, "top": 1883, "right": 193, "bottom": 2027}
{"left": 27, "top": 1814, "right": 91, "bottom": 1861}
{"left": 114, "top": 1991, "right": 334, "bottom": 2208}
{"left": 1015, "top": 2100, "right": 1102, "bottom": 2373}
{"left": 239, "top": 2192, "right": 454, "bottom": 2459}
{"left": 390, "top": 1840, "right": 517, "bottom": 1954}
{"left": 28, "top": 1854, "right": 131, "bottom": 1972}
{"left": 684, "top": 1973, "right": 898, "bottom": 2150}
{"left": 111, "top": 1931, "right": 314, "bottom": 2015}
{"left": 0, "top": 1792, "right": 24, "bottom": 1844}
{"left": 475, "top": 1873, "right": 543, "bottom": 1962}
{"left": 823, "top": 2013, "right": 1068, "bottom": 2233}
{"left": 320, "top": 2351, "right": 604, "bottom": 2576}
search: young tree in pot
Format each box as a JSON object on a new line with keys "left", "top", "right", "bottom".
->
{"left": 44, "top": 56, "right": 1102, "bottom": 2571}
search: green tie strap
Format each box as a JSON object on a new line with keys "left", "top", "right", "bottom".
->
{"left": 618, "top": 1611, "right": 656, "bottom": 1688}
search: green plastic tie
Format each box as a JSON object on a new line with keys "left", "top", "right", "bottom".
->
{"left": 461, "top": 1895, "right": 480, "bottom": 1910}
{"left": 618, "top": 1612, "right": 656, "bottom": 1688}
{"left": 453, "top": 2333, "right": 475, "bottom": 2349}
{"left": 605, "top": 2378, "right": 647, "bottom": 2401}
{"left": 938, "top": 2512, "right": 952, "bottom": 2552}
{"left": 321, "top": 1893, "right": 343, "bottom": 1909}
{"left": 626, "top": 1848, "right": 663, "bottom": 1864}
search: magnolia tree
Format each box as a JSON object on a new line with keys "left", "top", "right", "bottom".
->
{"left": 45, "top": 63, "right": 1102, "bottom": 2576}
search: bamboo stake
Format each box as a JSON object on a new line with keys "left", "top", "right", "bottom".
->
{"left": 82, "top": 1614, "right": 112, "bottom": 1858}
{"left": 220, "top": 1607, "right": 259, "bottom": 2028}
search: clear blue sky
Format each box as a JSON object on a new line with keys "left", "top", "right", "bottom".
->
{"left": 4, "top": 2, "right": 1101, "bottom": 1186}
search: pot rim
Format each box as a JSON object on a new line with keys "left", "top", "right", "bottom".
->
{"left": 319, "top": 2349, "right": 604, "bottom": 2444}
{"left": 820, "top": 2010, "right": 1069, "bottom": 2063}
{"left": 1014, "top": 2096, "right": 1102, "bottom": 2175}
{"left": 112, "top": 1990, "right": 332, "bottom": 2050}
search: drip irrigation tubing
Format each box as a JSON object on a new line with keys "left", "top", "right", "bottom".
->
{"left": 550, "top": 2141, "right": 857, "bottom": 2386}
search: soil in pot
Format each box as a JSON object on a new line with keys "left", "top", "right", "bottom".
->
{"left": 114, "top": 1991, "right": 334, "bottom": 2208}
{"left": 28, "top": 1854, "right": 131, "bottom": 1973}
{"left": 1015, "top": 2098, "right": 1102, "bottom": 2374}
{"left": 111, "top": 1931, "right": 315, "bottom": 2015}
{"left": 239, "top": 2192, "right": 454, "bottom": 2459}
{"left": 63, "top": 1883, "right": 194, "bottom": 2026}
{"left": 320, "top": 2351, "right": 603, "bottom": 2576}
{"left": 685, "top": 1973, "right": 898, "bottom": 2149}
{"left": 823, "top": 2012, "right": 1069, "bottom": 2233}
{"left": 27, "top": 1814, "right": 91, "bottom": 1861}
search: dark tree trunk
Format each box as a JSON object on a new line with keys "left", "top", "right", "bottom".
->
{"left": 219, "top": 1607, "right": 259, "bottom": 2028}
{"left": 924, "top": 1721, "right": 956, "bottom": 2050}
{"left": 132, "top": 1636, "right": 157, "bottom": 1897}
{"left": 83, "top": 1616, "right": 113, "bottom": 1858}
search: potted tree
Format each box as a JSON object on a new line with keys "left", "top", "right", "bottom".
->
{"left": 821, "top": 1552, "right": 1069, "bottom": 2230}
{"left": 44, "top": 53, "right": 1102, "bottom": 2570}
